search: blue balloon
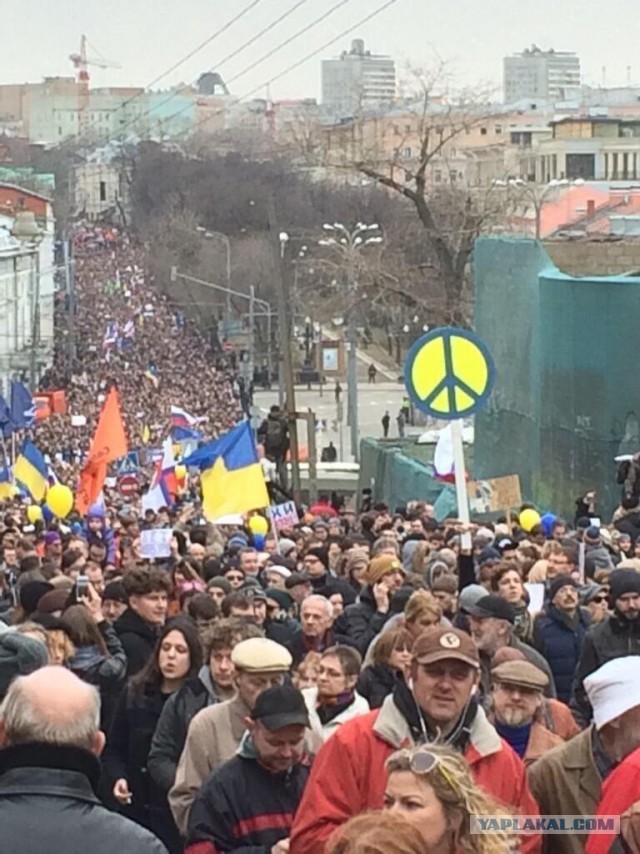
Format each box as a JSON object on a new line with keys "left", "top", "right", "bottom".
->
{"left": 253, "top": 534, "right": 266, "bottom": 551}
{"left": 540, "top": 512, "right": 557, "bottom": 539}
{"left": 42, "top": 504, "right": 54, "bottom": 524}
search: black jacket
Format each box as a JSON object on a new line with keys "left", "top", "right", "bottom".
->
{"left": 104, "top": 682, "right": 178, "bottom": 851}
{"left": 571, "top": 613, "right": 640, "bottom": 727}
{"left": 336, "top": 586, "right": 393, "bottom": 655}
{"left": 285, "top": 626, "right": 357, "bottom": 666}
{"left": 0, "top": 742, "right": 167, "bottom": 854}
{"left": 615, "top": 511, "right": 640, "bottom": 542}
{"left": 148, "top": 670, "right": 217, "bottom": 793}
{"left": 114, "top": 608, "right": 159, "bottom": 676}
{"left": 357, "top": 663, "right": 405, "bottom": 709}
{"left": 186, "top": 747, "right": 311, "bottom": 853}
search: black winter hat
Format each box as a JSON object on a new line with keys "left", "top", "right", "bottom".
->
{"left": 548, "top": 574, "right": 579, "bottom": 603}
{"left": 610, "top": 569, "right": 640, "bottom": 601}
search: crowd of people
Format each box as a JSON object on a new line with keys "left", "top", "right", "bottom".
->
{"left": 2, "top": 492, "right": 640, "bottom": 852}
{"left": 3, "top": 224, "right": 640, "bottom": 852}
{"left": 36, "top": 223, "right": 240, "bottom": 477}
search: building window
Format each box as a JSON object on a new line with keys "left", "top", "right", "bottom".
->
{"left": 434, "top": 170, "right": 442, "bottom": 183}
{"left": 480, "top": 127, "right": 487, "bottom": 136}
{"left": 495, "top": 125, "right": 502, "bottom": 134}
{"left": 99, "top": 181, "right": 107, "bottom": 202}
{"left": 403, "top": 147, "right": 412, "bottom": 158}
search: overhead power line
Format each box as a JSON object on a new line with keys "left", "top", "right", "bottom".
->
{"left": 169, "top": 0, "right": 401, "bottom": 142}
{"left": 107, "top": 0, "right": 315, "bottom": 144}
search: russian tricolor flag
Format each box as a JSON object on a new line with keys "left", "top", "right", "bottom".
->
{"left": 170, "top": 405, "right": 196, "bottom": 428}
{"left": 151, "top": 437, "right": 177, "bottom": 506}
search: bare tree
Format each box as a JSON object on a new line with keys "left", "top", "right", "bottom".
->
{"left": 323, "top": 69, "right": 504, "bottom": 324}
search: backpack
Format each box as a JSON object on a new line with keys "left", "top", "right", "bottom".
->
{"left": 266, "top": 416, "right": 286, "bottom": 450}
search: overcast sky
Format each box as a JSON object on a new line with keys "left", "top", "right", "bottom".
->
{"left": 2, "top": 0, "right": 636, "bottom": 99}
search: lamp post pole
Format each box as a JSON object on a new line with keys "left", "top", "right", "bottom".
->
{"left": 319, "top": 223, "right": 383, "bottom": 464}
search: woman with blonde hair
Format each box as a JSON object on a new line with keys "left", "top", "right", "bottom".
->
{"left": 383, "top": 744, "right": 515, "bottom": 853}
{"left": 403, "top": 589, "right": 443, "bottom": 639}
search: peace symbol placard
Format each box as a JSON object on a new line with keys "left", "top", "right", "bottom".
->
{"left": 403, "top": 328, "right": 496, "bottom": 420}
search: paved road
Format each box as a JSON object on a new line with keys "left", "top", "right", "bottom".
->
{"left": 253, "top": 381, "right": 423, "bottom": 462}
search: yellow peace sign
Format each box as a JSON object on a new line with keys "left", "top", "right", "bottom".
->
{"left": 404, "top": 328, "right": 496, "bottom": 420}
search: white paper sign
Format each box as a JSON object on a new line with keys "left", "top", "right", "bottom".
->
{"left": 270, "top": 501, "right": 299, "bottom": 531}
{"left": 71, "top": 414, "right": 87, "bottom": 427}
{"left": 140, "top": 528, "right": 172, "bottom": 559}
{"left": 524, "top": 582, "right": 545, "bottom": 615}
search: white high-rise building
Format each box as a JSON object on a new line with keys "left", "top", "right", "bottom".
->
{"left": 504, "top": 45, "right": 581, "bottom": 103}
{"left": 322, "top": 39, "right": 396, "bottom": 117}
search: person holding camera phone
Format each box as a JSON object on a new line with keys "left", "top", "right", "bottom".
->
{"left": 62, "top": 579, "right": 128, "bottom": 732}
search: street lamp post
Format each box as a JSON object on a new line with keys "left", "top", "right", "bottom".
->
{"left": 198, "top": 228, "right": 232, "bottom": 320}
{"left": 320, "top": 222, "right": 382, "bottom": 463}
{"left": 494, "top": 178, "right": 584, "bottom": 239}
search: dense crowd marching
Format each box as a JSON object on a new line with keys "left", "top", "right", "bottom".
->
{"left": 3, "top": 226, "right": 640, "bottom": 853}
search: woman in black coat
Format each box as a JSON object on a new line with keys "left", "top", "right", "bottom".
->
{"left": 103, "top": 616, "right": 202, "bottom": 853}
{"left": 356, "top": 626, "right": 413, "bottom": 709}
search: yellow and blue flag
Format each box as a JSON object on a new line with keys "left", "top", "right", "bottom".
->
{"left": 14, "top": 440, "right": 48, "bottom": 502}
{"left": 183, "top": 422, "right": 269, "bottom": 520}
{"left": 0, "top": 459, "right": 13, "bottom": 500}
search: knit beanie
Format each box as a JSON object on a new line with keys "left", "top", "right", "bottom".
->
{"left": 610, "top": 569, "right": 640, "bottom": 601}
{"left": 363, "top": 555, "right": 403, "bottom": 586}
{"left": 0, "top": 632, "right": 49, "bottom": 700}
{"left": 548, "top": 574, "right": 579, "bottom": 602}
{"left": 345, "top": 549, "right": 369, "bottom": 572}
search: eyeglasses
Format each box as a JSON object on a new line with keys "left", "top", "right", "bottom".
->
{"left": 409, "top": 749, "right": 459, "bottom": 793}
{"left": 592, "top": 595, "right": 608, "bottom": 604}
{"left": 226, "top": 573, "right": 244, "bottom": 582}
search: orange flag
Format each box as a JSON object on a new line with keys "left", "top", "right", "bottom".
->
{"left": 76, "top": 388, "right": 128, "bottom": 514}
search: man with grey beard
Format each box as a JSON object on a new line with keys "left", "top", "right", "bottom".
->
{"left": 489, "top": 660, "right": 562, "bottom": 765}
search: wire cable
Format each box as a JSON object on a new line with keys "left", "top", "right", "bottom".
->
{"left": 107, "top": 0, "right": 314, "bottom": 144}
{"left": 170, "top": 0, "right": 400, "bottom": 142}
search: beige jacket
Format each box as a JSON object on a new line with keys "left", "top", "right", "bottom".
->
{"left": 169, "top": 693, "right": 250, "bottom": 837}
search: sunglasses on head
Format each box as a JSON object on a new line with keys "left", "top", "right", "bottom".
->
{"left": 409, "top": 749, "right": 458, "bottom": 793}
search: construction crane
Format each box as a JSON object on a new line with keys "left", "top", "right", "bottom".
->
{"left": 69, "top": 35, "right": 120, "bottom": 139}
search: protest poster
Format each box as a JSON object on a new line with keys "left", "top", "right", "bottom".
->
{"left": 468, "top": 475, "right": 522, "bottom": 515}
{"left": 140, "top": 528, "right": 173, "bottom": 559}
{"left": 270, "top": 501, "right": 300, "bottom": 531}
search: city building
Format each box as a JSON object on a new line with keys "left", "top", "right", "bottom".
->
{"left": 0, "top": 184, "right": 56, "bottom": 388}
{"left": 504, "top": 46, "right": 581, "bottom": 103}
{"left": 320, "top": 102, "right": 553, "bottom": 187}
{"left": 535, "top": 116, "right": 640, "bottom": 182}
{"left": 322, "top": 39, "right": 396, "bottom": 118}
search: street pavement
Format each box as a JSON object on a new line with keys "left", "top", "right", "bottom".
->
{"left": 253, "top": 380, "right": 424, "bottom": 462}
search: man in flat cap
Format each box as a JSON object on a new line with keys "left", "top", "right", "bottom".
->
{"left": 291, "top": 625, "right": 540, "bottom": 854}
{"left": 490, "top": 660, "right": 562, "bottom": 765}
{"left": 169, "top": 638, "right": 293, "bottom": 837}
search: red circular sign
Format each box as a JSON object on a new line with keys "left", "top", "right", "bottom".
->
{"left": 118, "top": 474, "right": 139, "bottom": 497}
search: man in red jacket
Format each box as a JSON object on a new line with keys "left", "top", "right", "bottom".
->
{"left": 290, "top": 625, "right": 541, "bottom": 854}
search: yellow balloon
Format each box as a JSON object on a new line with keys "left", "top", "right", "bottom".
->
{"left": 27, "top": 505, "right": 43, "bottom": 523}
{"left": 46, "top": 484, "right": 74, "bottom": 518}
{"left": 175, "top": 464, "right": 187, "bottom": 481}
{"left": 248, "top": 515, "right": 269, "bottom": 536}
{"left": 519, "top": 508, "right": 541, "bottom": 533}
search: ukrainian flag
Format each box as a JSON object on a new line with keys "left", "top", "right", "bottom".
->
{"left": 14, "top": 440, "right": 49, "bottom": 502}
{"left": 183, "top": 422, "right": 269, "bottom": 520}
{"left": 0, "top": 459, "right": 13, "bottom": 500}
